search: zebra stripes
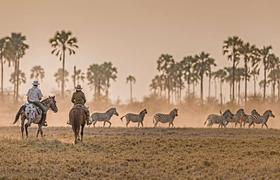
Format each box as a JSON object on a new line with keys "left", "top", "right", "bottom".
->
{"left": 120, "top": 109, "right": 147, "bottom": 127}
{"left": 153, "top": 108, "right": 178, "bottom": 128}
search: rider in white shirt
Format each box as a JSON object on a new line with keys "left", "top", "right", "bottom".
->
{"left": 27, "top": 81, "right": 47, "bottom": 126}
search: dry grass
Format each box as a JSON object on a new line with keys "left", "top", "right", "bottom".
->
{"left": 0, "top": 127, "right": 280, "bottom": 179}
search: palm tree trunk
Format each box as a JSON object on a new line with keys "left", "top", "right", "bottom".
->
{"left": 232, "top": 58, "right": 236, "bottom": 102}
{"left": 278, "top": 80, "right": 280, "bottom": 101}
{"left": 200, "top": 73, "right": 203, "bottom": 104}
{"left": 238, "top": 80, "right": 241, "bottom": 105}
{"left": 130, "top": 81, "right": 132, "bottom": 103}
{"left": 16, "top": 59, "right": 20, "bottom": 101}
{"left": 220, "top": 79, "right": 223, "bottom": 105}
{"left": 0, "top": 56, "right": 3, "bottom": 96}
{"left": 263, "top": 64, "right": 266, "bottom": 101}
{"left": 73, "top": 66, "right": 76, "bottom": 88}
{"left": 214, "top": 79, "right": 217, "bottom": 99}
{"left": 244, "top": 59, "right": 248, "bottom": 104}
{"left": 254, "top": 75, "right": 257, "bottom": 97}
{"left": 62, "top": 47, "right": 65, "bottom": 97}
{"left": 208, "top": 72, "right": 211, "bottom": 99}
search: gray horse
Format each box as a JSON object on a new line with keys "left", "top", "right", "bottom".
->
{"left": 13, "top": 96, "right": 58, "bottom": 139}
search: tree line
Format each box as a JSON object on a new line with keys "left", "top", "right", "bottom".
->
{"left": 150, "top": 36, "right": 280, "bottom": 105}
{"left": 1, "top": 32, "right": 279, "bottom": 104}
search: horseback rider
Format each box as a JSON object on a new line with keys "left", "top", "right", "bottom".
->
{"left": 68, "top": 85, "right": 90, "bottom": 125}
{"left": 26, "top": 80, "right": 48, "bottom": 126}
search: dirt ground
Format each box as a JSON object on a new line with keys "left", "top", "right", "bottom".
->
{"left": 0, "top": 127, "right": 280, "bottom": 179}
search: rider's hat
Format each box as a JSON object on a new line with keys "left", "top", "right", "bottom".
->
{"left": 32, "top": 80, "right": 40, "bottom": 86}
{"left": 75, "top": 85, "right": 82, "bottom": 90}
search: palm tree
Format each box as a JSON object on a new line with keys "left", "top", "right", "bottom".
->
{"left": 206, "top": 58, "right": 216, "bottom": 99}
{"left": 239, "top": 42, "right": 258, "bottom": 104}
{"left": 259, "top": 46, "right": 272, "bottom": 101}
{"left": 235, "top": 67, "right": 246, "bottom": 104}
{"left": 10, "top": 70, "right": 26, "bottom": 88}
{"left": 5, "top": 33, "right": 29, "bottom": 101}
{"left": 101, "top": 62, "right": 118, "bottom": 98}
{"left": 223, "top": 36, "right": 242, "bottom": 102}
{"left": 213, "top": 69, "right": 227, "bottom": 105}
{"left": 49, "top": 30, "right": 78, "bottom": 97}
{"left": 180, "top": 56, "right": 196, "bottom": 97}
{"left": 54, "top": 68, "right": 69, "bottom": 89}
{"left": 72, "top": 66, "right": 85, "bottom": 88}
{"left": 30, "top": 65, "right": 45, "bottom": 81}
{"left": 193, "top": 52, "right": 214, "bottom": 104}
{"left": 224, "top": 67, "right": 233, "bottom": 99}
{"left": 126, "top": 75, "right": 136, "bottom": 103}
{"left": 156, "top": 54, "right": 175, "bottom": 103}
{"left": 0, "top": 37, "right": 9, "bottom": 96}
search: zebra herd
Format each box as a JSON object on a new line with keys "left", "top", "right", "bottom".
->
{"left": 204, "top": 109, "right": 275, "bottom": 128}
{"left": 88, "top": 108, "right": 178, "bottom": 128}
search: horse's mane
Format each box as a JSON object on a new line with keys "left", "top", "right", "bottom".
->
{"left": 263, "top": 110, "right": 272, "bottom": 116}
{"left": 41, "top": 97, "right": 50, "bottom": 104}
{"left": 106, "top": 108, "right": 115, "bottom": 113}
{"left": 139, "top": 109, "right": 147, "bottom": 114}
{"left": 223, "top": 109, "right": 232, "bottom": 116}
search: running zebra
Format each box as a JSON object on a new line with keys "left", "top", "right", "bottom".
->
{"left": 120, "top": 109, "right": 148, "bottom": 127}
{"left": 248, "top": 110, "right": 275, "bottom": 128}
{"left": 243, "top": 109, "right": 260, "bottom": 128}
{"left": 204, "top": 109, "right": 234, "bottom": 128}
{"left": 231, "top": 108, "right": 246, "bottom": 128}
{"left": 90, "top": 107, "right": 119, "bottom": 127}
{"left": 153, "top": 108, "right": 178, "bottom": 128}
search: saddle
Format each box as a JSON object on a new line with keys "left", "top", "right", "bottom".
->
{"left": 24, "top": 103, "right": 42, "bottom": 123}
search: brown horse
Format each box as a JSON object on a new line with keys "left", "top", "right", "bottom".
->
{"left": 69, "top": 105, "right": 89, "bottom": 144}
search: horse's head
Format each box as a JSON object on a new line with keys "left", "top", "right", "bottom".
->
{"left": 110, "top": 107, "right": 119, "bottom": 116}
{"left": 44, "top": 96, "right": 58, "bottom": 113}
{"left": 264, "top": 110, "right": 275, "bottom": 118}
{"left": 251, "top": 109, "right": 259, "bottom": 115}
{"left": 236, "top": 108, "right": 245, "bottom": 116}
{"left": 171, "top": 108, "right": 178, "bottom": 116}
{"left": 141, "top": 109, "right": 148, "bottom": 115}
{"left": 223, "top": 109, "right": 234, "bottom": 120}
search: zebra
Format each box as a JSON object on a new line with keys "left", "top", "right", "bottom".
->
{"left": 248, "top": 110, "right": 275, "bottom": 128}
{"left": 231, "top": 108, "right": 246, "bottom": 128}
{"left": 120, "top": 109, "right": 148, "bottom": 127}
{"left": 90, "top": 107, "right": 119, "bottom": 127}
{"left": 153, "top": 108, "right": 178, "bottom": 128}
{"left": 204, "top": 109, "right": 234, "bottom": 128}
{"left": 243, "top": 109, "right": 260, "bottom": 128}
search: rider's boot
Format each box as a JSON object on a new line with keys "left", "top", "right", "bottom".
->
{"left": 41, "top": 113, "right": 47, "bottom": 127}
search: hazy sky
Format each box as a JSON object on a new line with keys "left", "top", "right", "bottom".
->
{"left": 1, "top": 0, "right": 280, "bottom": 102}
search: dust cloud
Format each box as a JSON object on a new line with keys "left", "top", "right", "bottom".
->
{"left": 1, "top": 94, "right": 280, "bottom": 129}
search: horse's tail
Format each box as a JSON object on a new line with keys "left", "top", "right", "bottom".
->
{"left": 14, "top": 105, "right": 25, "bottom": 124}
{"left": 72, "top": 109, "right": 81, "bottom": 138}
{"left": 204, "top": 116, "right": 209, "bottom": 126}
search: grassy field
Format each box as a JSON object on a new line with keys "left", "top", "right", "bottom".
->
{"left": 0, "top": 127, "right": 280, "bottom": 179}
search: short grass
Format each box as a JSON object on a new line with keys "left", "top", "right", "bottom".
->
{"left": 0, "top": 127, "right": 280, "bottom": 179}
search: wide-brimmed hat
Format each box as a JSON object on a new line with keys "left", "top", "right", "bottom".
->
{"left": 75, "top": 85, "right": 82, "bottom": 90}
{"left": 32, "top": 80, "right": 40, "bottom": 86}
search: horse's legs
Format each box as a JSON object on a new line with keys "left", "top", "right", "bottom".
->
{"left": 138, "top": 122, "right": 140, "bottom": 128}
{"left": 171, "top": 122, "right": 174, "bottom": 128}
{"left": 154, "top": 121, "right": 158, "bottom": 128}
{"left": 141, "top": 121, "right": 143, "bottom": 127}
{"left": 81, "top": 124, "right": 85, "bottom": 142}
{"left": 126, "top": 121, "right": 129, "bottom": 127}
{"left": 36, "top": 127, "right": 40, "bottom": 138}
{"left": 92, "top": 120, "right": 97, "bottom": 127}
{"left": 21, "top": 117, "right": 25, "bottom": 139}
{"left": 25, "top": 123, "right": 29, "bottom": 138}
{"left": 103, "top": 121, "right": 106, "bottom": 127}
{"left": 108, "top": 121, "right": 111, "bottom": 128}
{"left": 264, "top": 123, "right": 268, "bottom": 129}
{"left": 40, "top": 125, "right": 43, "bottom": 137}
